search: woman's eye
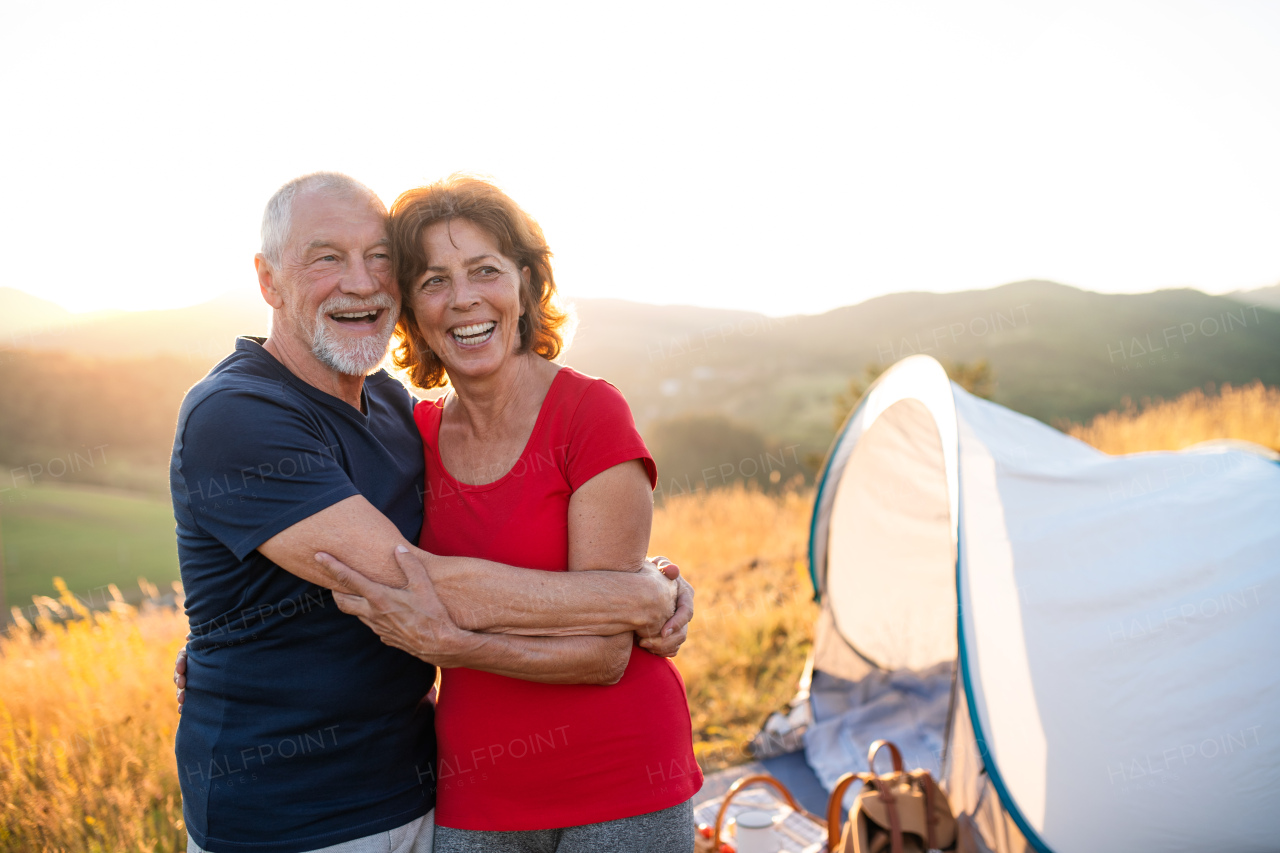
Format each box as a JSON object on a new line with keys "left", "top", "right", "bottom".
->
{"left": 478, "top": 266, "right": 498, "bottom": 276}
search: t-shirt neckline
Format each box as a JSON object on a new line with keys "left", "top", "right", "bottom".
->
{"left": 430, "top": 366, "right": 570, "bottom": 492}
{"left": 236, "top": 336, "right": 375, "bottom": 423}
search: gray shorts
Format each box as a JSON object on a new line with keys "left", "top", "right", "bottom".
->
{"left": 433, "top": 800, "right": 694, "bottom": 853}
{"left": 187, "top": 810, "right": 434, "bottom": 853}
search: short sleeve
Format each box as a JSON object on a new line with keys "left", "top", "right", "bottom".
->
{"left": 564, "top": 380, "right": 657, "bottom": 492}
{"left": 174, "top": 386, "right": 360, "bottom": 559}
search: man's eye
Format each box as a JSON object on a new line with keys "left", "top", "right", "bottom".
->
{"left": 319, "top": 254, "right": 338, "bottom": 263}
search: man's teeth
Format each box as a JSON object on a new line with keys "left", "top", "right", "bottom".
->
{"left": 451, "top": 321, "right": 497, "bottom": 341}
{"left": 332, "top": 310, "right": 378, "bottom": 320}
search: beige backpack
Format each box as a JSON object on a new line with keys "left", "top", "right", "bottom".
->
{"left": 827, "top": 740, "right": 958, "bottom": 853}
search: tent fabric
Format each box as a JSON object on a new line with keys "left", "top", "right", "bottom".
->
{"left": 805, "top": 354, "right": 1280, "bottom": 853}
{"left": 826, "top": 396, "right": 956, "bottom": 671}
{"left": 945, "top": 693, "right": 1031, "bottom": 853}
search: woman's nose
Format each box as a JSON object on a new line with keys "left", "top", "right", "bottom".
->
{"left": 450, "top": 275, "right": 481, "bottom": 309}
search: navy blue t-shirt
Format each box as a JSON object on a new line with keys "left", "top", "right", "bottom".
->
{"left": 171, "top": 338, "right": 436, "bottom": 853}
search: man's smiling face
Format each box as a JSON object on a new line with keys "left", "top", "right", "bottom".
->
{"left": 270, "top": 188, "right": 400, "bottom": 376}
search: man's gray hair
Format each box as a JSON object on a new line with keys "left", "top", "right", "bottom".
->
{"left": 259, "top": 172, "right": 385, "bottom": 266}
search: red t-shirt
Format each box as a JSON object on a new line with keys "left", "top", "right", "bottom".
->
{"left": 415, "top": 367, "right": 702, "bottom": 830}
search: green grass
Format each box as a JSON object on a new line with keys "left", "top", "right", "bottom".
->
{"left": 0, "top": 484, "right": 177, "bottom": 614}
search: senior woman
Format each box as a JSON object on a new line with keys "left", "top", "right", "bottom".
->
{"left": 324, "top": 175, "right": 702, "bottom": 852}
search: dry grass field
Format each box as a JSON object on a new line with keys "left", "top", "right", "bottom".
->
{"left": 651, "top": 484, "right": 818, "bottom": 772}
{"left": 1, "top": 381, "right": 1275, "bottom": 851}
{"left": 0, "top": 486, "right": 816, "bottom": 852}
{"left": 0, "top": 582, "right": 187, "bottom": 852}
{"left": 1067, "top": 380, "right": 1280, "bottom": 454}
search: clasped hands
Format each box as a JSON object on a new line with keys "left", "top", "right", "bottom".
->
{"left": 176, "top": 546, "right": 692, "bottom": 708}
{"left": 313, "top": 546, "right": 693, "bottom": 666}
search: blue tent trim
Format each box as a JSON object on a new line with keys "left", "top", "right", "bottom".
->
{"left": 806, "top": 388, "right": 878, "bottom": 600}
{"left": 954, "top": 486, "right": 1055, "bottom": 853}
{"left": 805, "top": 452, "right": 837, "bottom": 600}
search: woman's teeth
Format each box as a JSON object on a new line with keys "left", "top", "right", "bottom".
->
{"left": 451, "top": 321, "right": 497, "bottom": 344}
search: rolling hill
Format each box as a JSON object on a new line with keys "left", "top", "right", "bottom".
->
{"left": 1, "top": 281, "right": 1277, "bottom": 495}
{"left": 1228, "top": 283, "right": 1280, "bottom": 311}
{"left": 568, "top": 281, "right": 1280, "bottom": 457}
{"left": 1, "top": 280, "right": 1277, "bottom": 613}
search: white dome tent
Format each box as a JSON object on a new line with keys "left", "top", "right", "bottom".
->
{"left": 804, "top": 354, "right": 1280, "bottom": 852}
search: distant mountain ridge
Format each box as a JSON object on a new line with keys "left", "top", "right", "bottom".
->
{"left": 566, "top": 280, "right": 1280, "bottom": 456}
{"left": 1228, "top": 283, "right": 1280, "bottom": 311}
{"left": 2, "top": 282, "right": 1278, "bottom": 462}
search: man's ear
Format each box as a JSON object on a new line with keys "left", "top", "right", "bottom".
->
{"left": 256, "top": 254, "right": 285, "bottom": 309}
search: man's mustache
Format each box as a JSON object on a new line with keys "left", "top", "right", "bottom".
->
{"left": 316, "top": 292, "right": 399, "bottom": 319}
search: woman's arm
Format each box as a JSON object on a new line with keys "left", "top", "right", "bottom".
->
{"left": 551, "top": 457, "right": 659, "bottom": 681}
{"left": 567, "top": 459, "right": 654, "bottom": 574}
{"left": 313, "top": 459, "right": 661, "bottom": 685}
{"left": 259, "top": 494, "right": 682, "bottom": 639}
{"left": 316, "top": 547, "right": 631, "bottom": 684}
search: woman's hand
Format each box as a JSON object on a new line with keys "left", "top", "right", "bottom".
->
{"left": 634, "top": 560, "right": 679, "bottom": 638}
{"left": 315, "top": 545, "right": 481, "bottom": 667}
{"left": 629, "top": 555, "right": 691, "bottom": 653}
{"left": 639, "top": 555, "right": 694, "bottom": 658}
{"left": 650, "top": 555, "right": 680, "bottom": 581}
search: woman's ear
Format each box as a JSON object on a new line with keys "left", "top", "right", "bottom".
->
{"left": 520, "top": 266, "right": 531, "bottom": 316}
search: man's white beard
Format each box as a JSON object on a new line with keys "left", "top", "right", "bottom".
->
{"left": 308, "top": 293, "right": 400, "bottom": 376}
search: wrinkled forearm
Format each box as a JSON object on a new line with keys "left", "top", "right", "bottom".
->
{"left": 439, "top": 630, "right": 633, "bottom": 684}
{"left": 425, "top": 552, "right": 671, "bottom": 637}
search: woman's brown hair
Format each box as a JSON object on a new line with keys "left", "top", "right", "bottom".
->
{"left": 388, "top": 174, "right": 569, "bottom": 389}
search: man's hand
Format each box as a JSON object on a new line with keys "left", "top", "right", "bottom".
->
{"left": 638, "top": 556, "right": 694, "bottom": 658}
{"left": 315, "top": 545, "right": 481, "bottom": 667}
{"left": 173, "top": 644, "right": 188, "bottom": 712}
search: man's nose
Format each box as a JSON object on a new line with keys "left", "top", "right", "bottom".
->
{"left": 341, "top": 256, "right": 382, "bottom": 295}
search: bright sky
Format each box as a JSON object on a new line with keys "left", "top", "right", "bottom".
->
{"left": 3, "top": 1, "right": 1278, "bottom": 317}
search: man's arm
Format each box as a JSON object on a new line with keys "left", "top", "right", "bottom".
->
{"left": 260, "top": 494, "right": 682, "bottom": 640}
{"left": 319, "top": 546, "right": 635, "bottom": 684}
{"left": 173, "top": 553, "right": 647, "bottom": 705}
{"left": 318, "top": 459, "right": 682, "bottom": 685}
{"left": 175, "top": 476, "right": 695, "bottom": 705}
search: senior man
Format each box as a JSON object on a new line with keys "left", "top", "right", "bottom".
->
{"left": 171, "top": 172, "right": 692, "bottom": 853}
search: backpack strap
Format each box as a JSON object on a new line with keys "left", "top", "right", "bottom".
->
{"left": 867, "top": 739, "right": 905, "bottom": 775}
{"left": 910, "top": 770, "right": 936, "bottom": 851}
{"left": 867, "top": 741, "right": 906, "bottom": 853}
{"left": 867, "top": 773, "right": 905, "bottom": 853}
{"left": 826, "top": 771, "right": 874, "bottom": 852}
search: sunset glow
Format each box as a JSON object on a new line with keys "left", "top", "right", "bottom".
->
{"left": 3, "top": 1, "right": 1278, "bottom": 316}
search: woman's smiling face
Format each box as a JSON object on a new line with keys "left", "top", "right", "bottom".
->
{"left": 411, "top": 217, "right": 529, "bottom": 382}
